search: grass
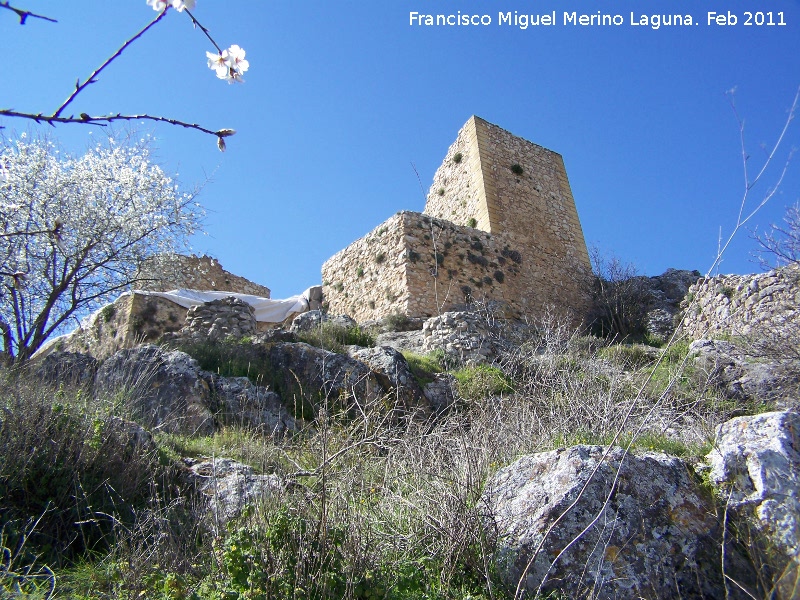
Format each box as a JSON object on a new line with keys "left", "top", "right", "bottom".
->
{"left": 401, "top": 350, "right": 445, "bottom": 386}
{"left": 296, "top": 322, "right": 376, "bottom": 354}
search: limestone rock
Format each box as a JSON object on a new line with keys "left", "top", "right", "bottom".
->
{"left": 268, "top": 343, "right": 386, "bottom": 416}
{"left": 290, "top": 310, "right": 357, "bottom": 333}
{"left": 374, "top": 330, "right": 426, "bottom": 354}
{"left": 202, "top": 373, "right": 298, "bottom": 434}
{"left": 185, "top": 457, "right": 283, "bottom": 526}
{"left": 33, "top": 351, "right": 98, "bottom": 387}
{"left": 706, "top": 410, "right": 800, "bottom": 598}
{"left": 95, "top": 345, "right": 215, "bottom": 436}
{"left": 422, "top": 373, "right": 457, "bottom": 413}
{"left": 483, "top": 445, "right": 737, "bottom": 599}
{"left": 691, "top": 339, "right": 799, "bottom": 405}
{"left": 348, "top": 346, "right": 428, "bottom": 413}
{"left": 104, "top": 416, "right": 156, "bottom": 454}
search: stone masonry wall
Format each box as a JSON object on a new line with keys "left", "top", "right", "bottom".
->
{"left": 424, "top": 117, "right": 492, "bottom": 231}
{"left": 321, "top": 214, "right": 411, "bottom": 322}
{"left": 322, "top": 211, "right": 584, "bottom": 323}
{"left": 137, "top": 254, "right": 272, "bottom": 298}
{"left": 424, "top": 116, "right": 591, "bottom": 285}
{"left": 680, "top": 265, "right": 800, "bottom": 339}
{"left": 46, "top": 292, "right": 187, "bottom": 360}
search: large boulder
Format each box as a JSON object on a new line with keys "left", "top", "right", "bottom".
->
{"left": 348, "top": 346, "right": 428, "bottom": 413}
{"left": 483, "top": 445, "right": 745, "bottom": 599}
{"left": 95, "top": 345, "right": 215, "bottom": 435}
{"left": 706, "top": 410, "right": 800, "bottom": 598}
{"left": 373, "top": 330, "right": 426, "bottom": 355}
{"left": 268, "top": 343, "right": 386, "bottom": 417}
{"left": 202, "top": 373, "right": 298, "bottom": 434}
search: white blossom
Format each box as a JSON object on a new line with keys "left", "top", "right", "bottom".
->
{"left": 206, "top": 45, "right": 249, "bottom": 83}
{"left": 0, "top": 135, "right": 203, "bottom": 360}
{"left": 147, "top": 0, "right": 196, "bottom": 11}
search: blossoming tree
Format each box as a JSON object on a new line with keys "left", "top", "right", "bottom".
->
{"left": 0, "top": 0, "right": 248, "bottom": 150}
{"left": 0, "top": 135, "right": 202, "bottom": 362}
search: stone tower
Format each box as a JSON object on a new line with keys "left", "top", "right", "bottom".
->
{"left": 321, "top": 116, "right": 592, "bottom": 323}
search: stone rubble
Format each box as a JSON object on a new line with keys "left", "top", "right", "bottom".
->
{"left": 182, "top": 296, "right": 257, "bottom": 340}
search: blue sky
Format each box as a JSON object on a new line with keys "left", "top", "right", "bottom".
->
{"left": 2, "top": 0, "right": 799, "bottom": 298}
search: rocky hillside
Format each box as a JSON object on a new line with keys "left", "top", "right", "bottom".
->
{"left": 1, "top": 267, "right": 799, "bottom": 599}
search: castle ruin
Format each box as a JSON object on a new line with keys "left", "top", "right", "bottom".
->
{"left": 321, "top": 116, "right": 592, "bottom": 323}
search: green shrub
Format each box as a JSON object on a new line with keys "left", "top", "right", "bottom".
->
{"left": 467, "top": 217, "right": 477, "bottom": 228}
{"left": 453, "top": 365, "right": 513, "bottom": 401}
{"left": 510, "top": 163, "right": 524, "bottom": 175}
{"left": 384, "top": 313, "right": 412, "bottom": 332}
{"left": 453, "top": 152, "right": 463, "bottom": 163}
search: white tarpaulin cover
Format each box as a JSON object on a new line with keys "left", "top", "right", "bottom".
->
{"left": 137, "top": 288, "right": 312, "bottom": 323}
{"left": 32, "top": 288, "right": 314, "bottom": 359}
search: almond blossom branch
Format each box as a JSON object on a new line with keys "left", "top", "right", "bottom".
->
{"left": 52, "top": 9, "right": 169, "bottom": 118}
{"left": 0, "top": 109, "right": 232, "bottom": 138}
{"left": 0, "top": 1, "right": 57, "bottom": 25}
{"left": 184, "top": 8, "right": 222, "bottom": 53}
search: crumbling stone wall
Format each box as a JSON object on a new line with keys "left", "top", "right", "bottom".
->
{"left": 680, "top": 265, "right": 800, "bottom": 339}
{"left": 137, "top": 254, "right": 271, "bottom": 298}
{"left": 322, "top": 116, "right": 592, "bottom": 324}
{"left": 46, "top": 293, "right": 186, "bottom": 360}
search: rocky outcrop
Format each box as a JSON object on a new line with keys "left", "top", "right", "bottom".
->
{"left": 690, "top": 339, "right": 799, "bottom": 407}
{"left": 644, "top": 268, "right": 702, "bottom": 339}
{"left": 483, "top": 445, "right": 745, "bottom": 599}
{"left": 184, "top": 457, "right": 283, "bottom": 527}
{"left": 706, "top": 410, "right": 800, "bottom": 598}
{"left": 268, "top": 343, "right": 387, "bottom": 417}
{"left": 422, "top": 373, "right": 457, "bottom": 413}
{"left": 95, "top": 345, "right": 216, "bottom": 436}
{"left": 32, "top": 351, "right": 98, "bottom": 387}
{"left": 373, "top": 330, "right": 426, "bottom": 354}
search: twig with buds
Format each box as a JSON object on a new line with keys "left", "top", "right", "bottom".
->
{"left": 1, "top": 1, "right": 248, "bottom": 150}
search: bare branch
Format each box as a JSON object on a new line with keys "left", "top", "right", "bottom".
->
{"left": 52, "top": 10, "right": 169, "bottom": 118}
{"left": 184, "top": 8, "right": 223, "bottom": 54}
{"left": 0, "top": 109, "right": 230, "bottom": 139}
{"left": 0, "top": 1, "right": 56, "bottom": 25}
